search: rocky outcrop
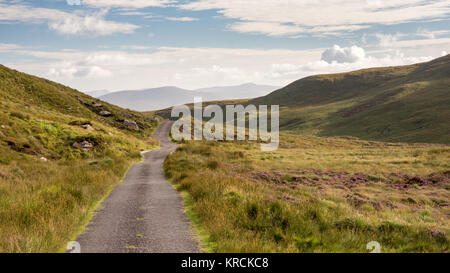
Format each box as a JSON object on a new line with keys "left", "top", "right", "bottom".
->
{"left": 81, "top": 124, "right": 94, "bottom": 131}
{"left": 123, "top": 119, "right": 139, "bottom": 130}
{"left": 121, "top": 112, "right": 132, "bottom": 118}
{"left": 73, "top": 141, "right": 94, "bottom": 151}
{"left": 99, "top": 110, "right": 112, "bottom": 117}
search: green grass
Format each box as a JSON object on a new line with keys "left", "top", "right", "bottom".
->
{"left": 0, "top": 64, "right": 160, "bottom": 252}
{"left": 164, "top": 136, "right": 449, "bottom": 253}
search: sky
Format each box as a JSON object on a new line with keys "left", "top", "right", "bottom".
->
{"left": 0, "top": 0, "right": 449, "bottom": 92}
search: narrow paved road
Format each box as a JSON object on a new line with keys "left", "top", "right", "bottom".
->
{"left": 75, "top": 121, "right": 199, "bottom": 253}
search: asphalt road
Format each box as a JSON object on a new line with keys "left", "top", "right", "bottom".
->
{"left": 75, "top": 121, "right": 199, "bottom": 253}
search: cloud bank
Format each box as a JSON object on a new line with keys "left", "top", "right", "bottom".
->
{"left": 0, "top": 2, "right": 139, "bottom": 36}
{"left": 5, "top": 44, "right": 440, "bottom": 92}
{"left": 180, "top": 0, "right": 450, "bottom": 37}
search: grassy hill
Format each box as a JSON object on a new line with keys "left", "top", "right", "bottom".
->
{"left": 252, "top": 54, "right": 450, "bottom": 144}
{"left": 158, "top": 56, "right": 449, "bottom": 252}
{"left": 0, "top": 65, "right": 159, "bottom": 252}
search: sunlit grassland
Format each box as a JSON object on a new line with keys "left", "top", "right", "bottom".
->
{"left": 164, "top": 134, "right": 449, "bottom": 252}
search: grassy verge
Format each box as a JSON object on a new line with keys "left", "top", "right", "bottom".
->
{"left": 164, "top": 135, "right": 449, "bottom": 252}
{"left": 179, "top": 191, "right": 216, "bottom": 253}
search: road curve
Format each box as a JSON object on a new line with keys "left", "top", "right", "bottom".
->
{"left": 75, "top": 121, "right": 199, "bottom": 253}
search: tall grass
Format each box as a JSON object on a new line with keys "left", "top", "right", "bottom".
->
{"left": 0, "top": 64, "right": 159, "bottom": 252}
{"left": 164, "top": 137, "right": 449, "bottom": 252}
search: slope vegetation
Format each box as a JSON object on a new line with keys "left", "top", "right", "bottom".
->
{"left": 0, "top": 65, "right": 159, "bottom": 252}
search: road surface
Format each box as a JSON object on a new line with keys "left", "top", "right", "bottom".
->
{"left": 75, "top": 121, "right": 199, "bottom": 253}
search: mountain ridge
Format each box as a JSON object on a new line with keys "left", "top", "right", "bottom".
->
{"left": 99, "top": 83, "right": 279, "bottom": 111}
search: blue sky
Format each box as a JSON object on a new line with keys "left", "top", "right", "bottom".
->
{"left": 0, "top": 0, "right": 449, "bottom": 91}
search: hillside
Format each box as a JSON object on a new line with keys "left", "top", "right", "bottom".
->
{"left": 99, "top": 84, "right": 278, "bottom": 111}
{"left": 252, "top": 55, "right": 450, "bottom": 144}
{"left": 0, "top": 64, "right": 159, "bottom": 252}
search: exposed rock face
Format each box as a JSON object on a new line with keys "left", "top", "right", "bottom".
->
{"left": 99, "top": 110, "right": 112, "bottom": 117}
{"left": 81, "top": 124, "right": 94, "bottom": 131}
{"left": 123, "top": 119, "right": 139, "bottom": 130}
{"left": 92, "top": 103, "right": 103, "bottom": 108}
{"left": 73, "top": 141, "right": 94, "bottom": 150}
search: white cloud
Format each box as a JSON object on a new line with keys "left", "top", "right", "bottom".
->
{"left": 0, "top": 2, "right": 139, "bottom": 35}
{"left": 118, "top": 11, "right": 152, "bottom": 16}
{"left": 49, "top": 10, "right": 138, "bottom": 35}
{"left": 269, "top": 51, "right": 433, "bottom": 81}
{"left": 375, "top": 33, "right": 450, "bottom": 49}
{"left": 180, "top": 0, "right": 450, "bottom": 37}
{"left": 82, "top": 0, "right": 174, "bottom": 8}
{"left": 165, "top": 17, "right": 199, "bottom": 22}
{"left": 229, "top": 22, "right": 304, "bottom": 37}
{"left": 321, "top": 45, "right": 366, "bottom": 63}
{"left": 0, "top": 43, "right": 21, "bottom": 51}
{"left": 375, "top": 33, "right": 400, "bottom": 47}
{"left": 5, "top": 45, "right": 442, "bottom": 92}
{"left": 49, "top": 64, "right": 113, "bottom": 79}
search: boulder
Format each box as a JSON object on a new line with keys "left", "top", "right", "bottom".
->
{"left": 40, "top": 157, "right": 48, "bottom": 162}
{"left": 99, "top": 110, "right": 112, "bottom": 117}
{"left": 123, "top": 120, "right": 139, "bottom": 130}
{"left": 81, "top": 124, "right": 94, "bottom": 131}
{"left": 92, "top": 103, "right": 103, "bottom": 108}
{"left": 73, "top": 141, "right": 94, "bottom": 150}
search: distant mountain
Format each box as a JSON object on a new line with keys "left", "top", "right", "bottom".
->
{"left": 251, "top": 54, "right": 450, "bottom": 144}
{"left": 99, "top": 83, "right": 279, "bottom": 111}
{"left": 85, "top": 89, "right": 110, "bottom": 98}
